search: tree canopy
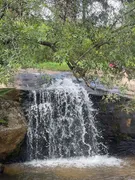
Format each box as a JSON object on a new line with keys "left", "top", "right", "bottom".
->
{"left": 0, "top": 0, "right": 135, "bottom": 87}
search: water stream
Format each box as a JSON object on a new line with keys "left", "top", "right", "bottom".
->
{"left": 26, "top": 78, "right": 107, "bottom": 160}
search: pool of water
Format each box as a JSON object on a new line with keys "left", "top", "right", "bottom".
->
{"left": 1, "top": 156, "right": 135, "bottom": 180}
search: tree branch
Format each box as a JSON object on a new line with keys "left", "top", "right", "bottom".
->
{"left": 39, "top": 41, "right": 56, "bottom": 51}
{"left": 75, "top": 40, "right": 110, "bottom": 65}
{"left": 0, "top": 3, "right": 8, "bottom": 19}
{"left": 110, "top": 6, "right": 135, "bottom": 30}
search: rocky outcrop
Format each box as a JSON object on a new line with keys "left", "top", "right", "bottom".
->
{"left": 0, "top": 98, "right": 27, "bottom": 161}
{"left": 90, "top": 95, "right": 135, "bottom": 156}
{"left": 1, "top": 69, "right": 135, "bottom": 99}
{"left": 0, "top": 70, "right": 135, "bottom": 159}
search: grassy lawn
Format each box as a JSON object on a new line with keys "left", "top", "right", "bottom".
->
{"left": 33, "top": 62, "right": 70, "bottom": 71}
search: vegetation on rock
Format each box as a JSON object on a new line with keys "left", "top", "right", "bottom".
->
{"left": 0, "top": 119, "right": 7, "bottom": 126}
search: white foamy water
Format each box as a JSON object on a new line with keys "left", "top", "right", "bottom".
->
{"left": 26, "top": 78, "right": 107, "bottom": 160}
{"left": 25, "top": 78, "right": 122, "bottom": 169}
{"left": 25, "top": 155, "right": 124, "bottom": 168}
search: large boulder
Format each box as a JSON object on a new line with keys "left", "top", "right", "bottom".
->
{"left": 0, "top": 98, "right": 27, "bottom": 161}
{"left": 90, "top": 95, "right": 135, "bottom": 156}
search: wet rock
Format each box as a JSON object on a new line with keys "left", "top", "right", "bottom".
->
{"left": 90, "top": 95, "right": 135, "bottom": 156}
{"left": 0, "top": 98, "right": 27, "bottom": 161}
{"left": 116, "top": 139, "right": 135, "bottom": 156}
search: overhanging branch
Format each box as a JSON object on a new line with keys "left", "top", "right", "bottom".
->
{"left": 39, "top": 41, "right": 56, "bottom": 51}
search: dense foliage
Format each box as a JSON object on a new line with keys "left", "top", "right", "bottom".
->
{"left": 0, "top": 0, "right": 135, "bottom": 86}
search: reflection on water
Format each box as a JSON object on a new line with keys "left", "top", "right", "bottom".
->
{"left": 0, "top": 173, "right": 58, "bottom": 180}
{"left": 1, "top": 157, "right": 135, "bottom": 180}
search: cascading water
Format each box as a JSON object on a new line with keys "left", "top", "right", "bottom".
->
{"left": 26, "top": 78, "right": 107, "bottom": 161}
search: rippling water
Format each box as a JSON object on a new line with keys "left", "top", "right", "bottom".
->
{"left": 2, "top": 156, "right": 135, "bottom": 180}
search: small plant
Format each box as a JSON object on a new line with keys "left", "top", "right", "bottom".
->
{"left": 0, "top": 119, "right": 8, "bottom": 126}
{"left": 120, "top": 98, "right": 135, "bottom": 114}
{"left": 102, "top": 93, "right": 120, "bottom": 103}
{"left": 0, "top": 89, "right": 13, "bottom": 97}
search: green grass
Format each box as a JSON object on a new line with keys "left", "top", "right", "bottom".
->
{"left": 0, "top": 88, "right": 13, "bottom": 97}
{"left": 33, "top": 62, "right": 70, "bottom": 71}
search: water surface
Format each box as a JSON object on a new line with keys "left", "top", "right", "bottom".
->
{"left": 1, "top": 156, "right": 135, "bottom": 180}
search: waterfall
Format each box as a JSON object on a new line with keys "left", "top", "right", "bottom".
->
{"left": 26, "top": 78, "right": 107, "bottom": 161}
